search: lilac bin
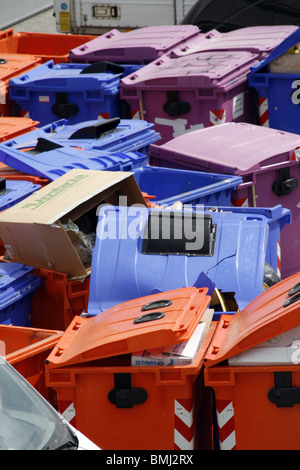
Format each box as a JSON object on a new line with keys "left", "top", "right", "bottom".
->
{"left": 148, "top": 122, "right": 300, "bottom": 280}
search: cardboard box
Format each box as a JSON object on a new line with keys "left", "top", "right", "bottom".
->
{"left": 0, "top": 169, "right": 147, "bottom": 278}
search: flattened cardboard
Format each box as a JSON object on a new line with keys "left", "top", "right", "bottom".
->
{"left": 0, "top": 169, "right": 147, "bottom": 278}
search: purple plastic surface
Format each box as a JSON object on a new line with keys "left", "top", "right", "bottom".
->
{"left": 169, "top": 25, "right": 298, "bottom": 59}
{"left": 149, "top": 122, "right": 300, "bottom": 280}
{"left": 69, "top": 25, "right": 203, "bottom": 64}
{"left": 120, "top": 50, "right": 259, "bottom": 143}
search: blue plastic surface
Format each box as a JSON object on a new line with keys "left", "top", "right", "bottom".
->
{"left": 9, "top": 60, "right": 124, "bottom": 126}
{"left": 0, "top": 179, "right": 41, "bottom": 211}
{"left": 87, "top": 205, "right": 269, "bottom": 316}
{"left": 203, "top": 205, "right": 291, "bottom": 275}
{"left": 0, "top": 142, "right": 147, "bottom": 181}
{"left": 248, "top": 27, "right": 300, "bottom": 134}
{"left": 133, "top": 165, "right": 243, "bottom": 206}
{"left": 0, "top": 262, "right": 43, "bottom": 326}
{"left": 1, "top": 117, "right": 160, "bottom": 158}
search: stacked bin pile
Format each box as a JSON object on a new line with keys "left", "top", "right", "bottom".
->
{"left": 1, "top": 22, "right": 300, "bottom": 450}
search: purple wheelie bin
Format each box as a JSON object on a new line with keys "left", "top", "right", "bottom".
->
{"left": 148, "top": 122, "right": 300, "bottom": 280}
{"left": 120, "top": 49, "right": 259, "bottom": 144}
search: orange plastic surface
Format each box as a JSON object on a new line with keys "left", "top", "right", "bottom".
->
{"left": 46, "top": 287, "right": 211, "bottom": 368}
{"left": 0, "top": 30, "right": 96, "bottom": 63}
{"left": 0, "top": 324, "right": 63, "bottom": 402}
{"left": 205, "top": 272, "right": 300, "bottom": 368}
{"left": 0, "top": 117, "right": 39, "bottom": 142}
{"left": 0, "top": 53, "right": 41, "bottom": 84}
{"left": 31, "top": 268, "right": 90, "bottom": 331}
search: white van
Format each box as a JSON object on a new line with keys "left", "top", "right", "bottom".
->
{"left": 0, "top": 356, "right": 100, "bottom": 450}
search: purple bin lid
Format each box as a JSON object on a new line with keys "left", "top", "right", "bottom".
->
{"left": 120, "top": 49, "right": 259, "bottom": 91}
{"left": 148, "top": 123, "right": 300, "bottom": 176}
{"left": 169, "top": 25, "right": 299, "bottom": 59}
{"left": 69, "top": 25, "right": 206, "bottom": 64}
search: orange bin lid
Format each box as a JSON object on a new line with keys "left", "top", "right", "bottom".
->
{"left": 0, "top": 53, "right": 41, "bottom": 84}
{"left": 0, "top": 117, "right": 39, "bottom": 142}
{"left": 204, "top": 272, "right": 300, "bottom": 368}
{"left": 46, "top": 287, "right": 211, "bottom": 369}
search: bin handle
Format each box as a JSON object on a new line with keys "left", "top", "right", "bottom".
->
{"left": 68, "top": 117, "right": 121, "bottom": 140}
{"left": 283, "top": 291, "right": 300, "bottom": 308}
{"left": 134, "top": 311, "right": 165, "bottom": 324}
{"left": 268, "top": 372, "right": 300, "bottom": 408}
{"left": 108, "top": 373, "right": 147, "bottom": 408}
{"left": 141, "top": 299, "right": 172, "bottom": 311}
{"left": 52, "top": 103, "right": 79, "bottom": 119}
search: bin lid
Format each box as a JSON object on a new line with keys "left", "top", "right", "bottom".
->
{"left": 204, "top": 272, "right": 300, "bottom": 368}
{"left": 0, "top": 179, "right": 41, "bottom": 211}
{"left": 170, "top": 25, "right": 299, "bottom": 58}
{"left": 69, "top": 25, "right": 202, "bottom": 64}
{"left": 0, "top": 142, "right": 147, "bottom": 181}
{"left": 0, "top": 118, "right": 39, "bottom": 143}
{"left": 0, "top": 53, "right": 41, "bottom": 84}
{"left": 149, "top": 122, "right": 300, "bottom": 176}
{"left": 9, "top": 60, "right": 121, "bottom": 91}
{"left": 249, "top": 27, "right": 300, "bottom": 75}
{"left": 120, "top": 50, "right": 259, "bottom": 90}
{"left": 10, "top": 118, "right": 160, "bottom": 155}
{"left": 45, "top": 286, "right": 211, "bottom": 368}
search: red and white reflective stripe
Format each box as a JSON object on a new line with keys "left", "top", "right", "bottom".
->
{"left": 290, "top": 147, "right": 300, "bottom": 161}
{"left": 60, "top": 401, "right": 76, "bottom": 426}
{"left": 258, "top": 97, "right": 269, "bottom": 127}
{"left": 231, "top": 197, "right": 248, "bottom": 207}
{"left": 130, "top": 109, "right": 140, "bottom": 119}
{"left": 20, "top": 110, "right": 30, "bottom": 118}
{"left": 216, "top": 399, "right": 236, "bottom": 450}
{"left": 98, "top": 112, "right": 110, "bottom": 119}
{"left": 277, "top": 241, "right": 281, "bottom": 277}
{"left": 174, "top": 398, "right": 195, "bottom": 450}
{"left": 210, "top": 109, "right": 226, "bottom": 126}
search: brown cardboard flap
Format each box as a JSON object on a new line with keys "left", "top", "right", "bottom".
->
{"left": 0, "top": 169, "right": 147, "bottom": 277}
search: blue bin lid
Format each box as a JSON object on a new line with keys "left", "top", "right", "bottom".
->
{"left": 0, "top": 262, "right": 43, "bottom": 310}
{"left": 87, "top": 205, "right": 268, "bottom": 315}
{"left": 0, "top": 141, "right": 147, "bottom": 181}
{"left": 4, "top": 117, "right": 161, "bottom": 155}
{"left": 133, "top": 165, "right": 243, "bottom": 205}
{"left": 0, "top": 179, "right": 40, "bottom": 211}
{"left": 9, "top": 60, "right": 122, "bottom": 92}
{"left": 249, "top": 27, "right": 300, "bottom": 74}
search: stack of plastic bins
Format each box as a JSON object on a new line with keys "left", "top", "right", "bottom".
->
{"left": 120, "top": 48, "right": 260, "bottom": 144}
{"left": 0, "top": 140, "right": 147, "bottom": 181}
{"left": 133, "top": 165, "right": 243, "bottom": 207}
{"left": 31, "top": 268, "right": 90, "bottom": 332}
{"left": 0, "top": 28, "right": 96, "bottom": 64}
{"left": 1, "top": 323, "right": 63, "bottom": 403}
{"left": 1, "top": 117, "right": 161, "bottom": 159}
{"left": 248, "top": 28, "right": 300, "bottom": 134}
{"left": 0, "top": 262, "right": 43, "bottom": 327}
{"left": 45, "top": 287, "right": 215, "bottom": 450}
{"left": 87, "top": 205, "right": 271, "bottom": 316}
{"left": 0, "top": 53, "right": 41, "bottom": 117}
{"left": 68, "top": 25, "right": 207, "bottom": 65}
{"left": 148, "top": 122, "right": 300, "bottom": 279}
{"left": 204, "top": 271, "right": 300, "bottom": 450}
{"left": 8, "top": 61, "right": 126, "bottom": 126}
